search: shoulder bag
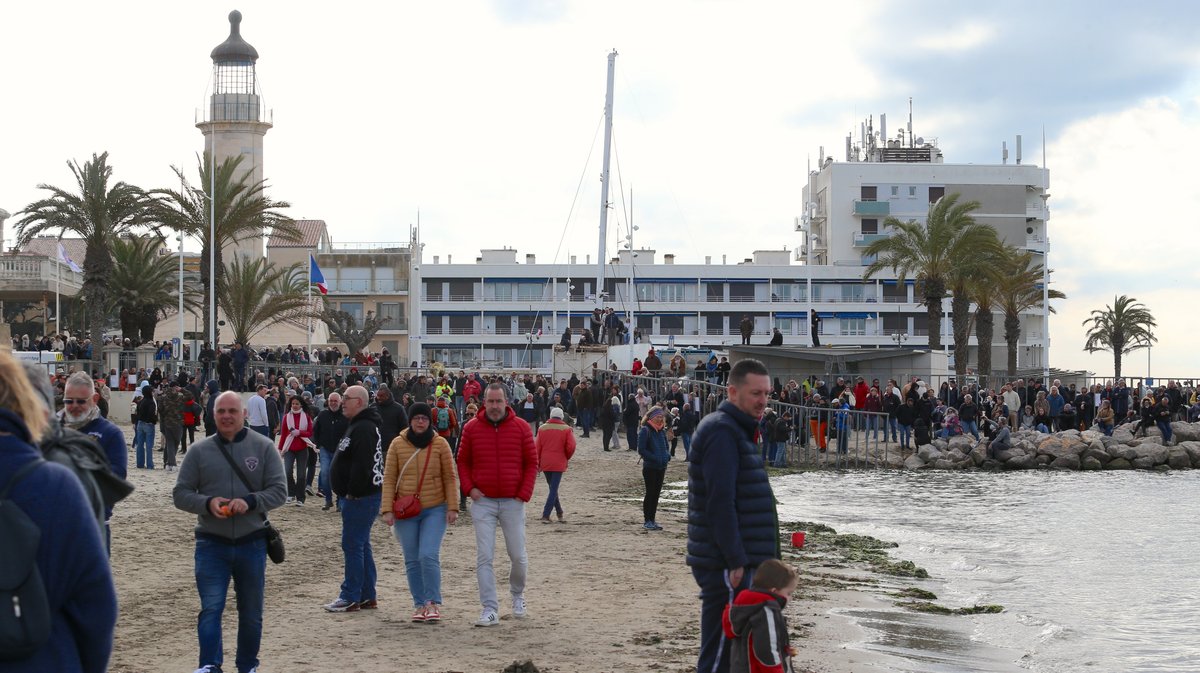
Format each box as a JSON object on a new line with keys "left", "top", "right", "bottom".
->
{"left": 215, "top": 440, "right": 285, "bottom": 564}
{"left": 392, "top": 446, "right": 433, "bottom": 520}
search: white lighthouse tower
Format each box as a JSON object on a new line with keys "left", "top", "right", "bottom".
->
{"left": 197, "top": 10, "right": 272, "bottom": 261}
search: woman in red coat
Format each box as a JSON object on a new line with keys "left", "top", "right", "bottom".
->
{"left": 278, "top": 395, "right": 314, "bottom": 505}
{"left": 535, "top": 407, "right": 576, "bottom": 522}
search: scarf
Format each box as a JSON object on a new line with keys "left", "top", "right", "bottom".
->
{"left": 60, "top": 404, "right": 100, "bottom": 431}
{"left": 406, "top": 426, "right": 434, "bottom": 449}
{"left": 282, "top": 411, "right": 310, "bottom": 452}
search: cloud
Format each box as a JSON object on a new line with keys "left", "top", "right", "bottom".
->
{"left": 913, "top": 22, "right": 995, "bottom": 52}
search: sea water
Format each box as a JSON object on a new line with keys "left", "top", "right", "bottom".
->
{"left": 774, "top": 470, "right": 1200, "bottom": 672}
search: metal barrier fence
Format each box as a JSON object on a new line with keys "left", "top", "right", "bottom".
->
{"left": 610, "top": 373, "right": 898, "bottom": 470}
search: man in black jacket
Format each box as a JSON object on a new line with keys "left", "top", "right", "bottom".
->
{"left": 325, "top": 385, "right": 383, "bottom": 613}
{"left": 315, "top": 392, "right": 349, "bottom": 511}
{"left": 371, "top": 386, "right": 409, "bottom": 462}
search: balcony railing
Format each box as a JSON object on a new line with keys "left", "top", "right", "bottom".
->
{"left": 852, "top": 232, "right": 890, "bottom": 247}
{"left": 853, "top": 200, "right": 890, "bottom": 216}
{"left": 881, "top": 295, "right": 909, "bottom": 303}
{"left": 328, "top": 279, "right": 409, "bottom": 293}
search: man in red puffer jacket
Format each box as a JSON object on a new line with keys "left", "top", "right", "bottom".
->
{"left": 457, "top": 382, "right": 538, "bottom": 627}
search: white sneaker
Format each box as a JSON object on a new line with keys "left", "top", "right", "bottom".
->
{"left": 192, "top": 666, "right": 219, "bottom": 673}
{"left": 474, "top": 608, "right": 500, "bottom": 627}
{"left": 512, "top": 595, "right": 527, "bottom": 619}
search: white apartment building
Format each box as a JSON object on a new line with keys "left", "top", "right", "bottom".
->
{"left": 415, "top": 129, "right": 1052, "bottom": 373}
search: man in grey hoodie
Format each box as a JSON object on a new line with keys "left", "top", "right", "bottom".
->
{"left": 173, "top": 391, "right": 287, "bottom": 673}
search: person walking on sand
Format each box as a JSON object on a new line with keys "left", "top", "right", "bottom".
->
{"left": 172, "top": 391, "right": 288, "bottom": 673}
{"left": 379, "top": 402, "right": 459, "bottom": 624}
{"left": 687, "top": 358, "right": 779, "bottom": 673}
{"left": 637, "top": 406, "right": 671, "bottom": 531}
{"left": 325, "top": 385, "right": 384, "bottom": 613}
{"left": 457, "top": 383, "right": 538, "bottom": 627}
{"left": 536, "top": 406, "right": 576, "bottom": 523}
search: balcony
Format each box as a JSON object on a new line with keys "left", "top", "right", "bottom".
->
{"left": 853, "top": 200, "right": 890, "bottom": 217}
{"left": 327, "top": 279, "right": 409, "bottom": 294}
{"left": 852, "top": 232, "right": 890, "bottom": 247}
{"left": 1025, "top": 236, "right": 1048, "bottom": 252}
{"left": 0, "top": 257, "right": 84, "bottom": 296}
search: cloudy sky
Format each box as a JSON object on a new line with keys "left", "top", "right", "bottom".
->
{"left": 3, "top": 1, "right": 1198, "bottom": 377}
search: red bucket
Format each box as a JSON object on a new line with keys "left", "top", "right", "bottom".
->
{"left": 791, "top": 531, "right": 806, "bottom": 548}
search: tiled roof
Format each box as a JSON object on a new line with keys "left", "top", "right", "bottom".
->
{"left": 20, "top": 236, "right": 88, "bottom": 265}
{"left": 268, "top": 219, "right": 326, "bottom": 248}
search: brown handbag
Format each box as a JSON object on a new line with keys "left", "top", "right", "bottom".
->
{"left": 392, "top": 446, "right": 433, "bottom": 519}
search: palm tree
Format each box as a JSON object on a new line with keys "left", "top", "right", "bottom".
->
{"left": 15, "top": 152, "right": 151, "bottom": 342}
{"left": 150, "top": 153, "right": 299, "bottom": 344}
{"left": 863, "top": 193, "right": 997, "bottom": 351}
{"left": 1082, "top": 295, "right": 1156, "bottom": 380}
{"left": 108, "top": 235, "right": 203, "bottom": 344}
{"left": 218, "top": 256, "right": 311, "bottom": 348}
{"left": 996, "top": 249, "right": 1065, "bottom": 377}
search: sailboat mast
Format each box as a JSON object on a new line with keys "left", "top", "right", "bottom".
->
{"left": 595, "top": 49, "right": 618, "bottom": 309}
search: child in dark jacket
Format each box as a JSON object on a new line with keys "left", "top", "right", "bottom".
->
{"left": 723, "top": 559, "right": 798, "bottom": 673}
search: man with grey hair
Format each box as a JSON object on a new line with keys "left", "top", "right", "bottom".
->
{"left": 60, "top": 370, "right": 127, "bottom": 551}
{"left": 174, "top": 390, "right": 287, "bottom": 673}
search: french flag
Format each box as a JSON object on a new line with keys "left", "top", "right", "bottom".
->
{"left": 310, "top": 255, "right": 328, "bottom": 295}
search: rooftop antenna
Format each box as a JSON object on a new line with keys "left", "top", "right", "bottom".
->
{"left": 1016, "top": 135, "right": 1023, "bottom": 165}
{"left": 907, "top": 97, "right": 914, "bottom": 148}
{"left": 1002, "top": 141, "right": 1008, "bottom": 165}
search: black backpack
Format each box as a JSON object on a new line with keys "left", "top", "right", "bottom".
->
{"left": 0, "top": 460, "right": 52, "bottom": 660}
{"left": 41, "top": 423, "right": 135, "bottom": 535}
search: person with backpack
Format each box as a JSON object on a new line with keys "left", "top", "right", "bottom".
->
{"left": 133, "top": 384, "right": 158, "bottom": 469}
{"left": 0, "top": 349, "right": 118, "bottom": 672}
{"left": 57, "top": 371, "right": 128, "bottom": 552}
{"left": 433, "top": 395, "right": 458, "bottom": 448}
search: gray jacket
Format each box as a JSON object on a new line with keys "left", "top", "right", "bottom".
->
{"left": 172, "top": 428, "right": 287, "bottom": 543}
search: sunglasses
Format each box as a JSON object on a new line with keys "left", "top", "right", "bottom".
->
{"left": 63, "top": 398, "right": 91, "bottom": 406}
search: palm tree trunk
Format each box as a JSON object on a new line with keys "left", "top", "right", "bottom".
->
{"left": 1114, "top": 352, "right": 1122, "bottom": 381}
{"left": 976, "top": 309, "right": 994, "bottom": 390}
{"left": 82, "top": 239, "right": 111, "bottom": 349}
{"left": 1004, "top": 313, "right": 1020, "bottom": 376}
{"left": 923, "top": 280, "right": 945, "bottom": 351}
{"left": 119, "top": 307, "right": 139, "bottom": 344}
{"left": 951, "top": 288, "right": 971, "bottom": 379}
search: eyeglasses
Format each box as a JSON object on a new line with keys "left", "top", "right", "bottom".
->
{"left": 63, "top": 398, "right": 90, "bottom": 406}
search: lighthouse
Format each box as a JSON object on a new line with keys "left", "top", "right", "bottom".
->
{"left": 197, "top": 9, "right": 272, "bottom": 260}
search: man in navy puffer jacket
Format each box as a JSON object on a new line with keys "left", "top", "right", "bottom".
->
{"left": 687, "top": 358, "right": 779, "bottom": 673}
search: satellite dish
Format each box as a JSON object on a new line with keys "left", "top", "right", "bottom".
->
{"left": 916, "top": 137, "right": 925, "bottom": 145}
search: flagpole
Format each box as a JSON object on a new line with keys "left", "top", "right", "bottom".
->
{"left": 55, "top": 249, "right": 60, "bottom": 333}
{"left": 307, "top": 254, "right": 313, "bottom": 358}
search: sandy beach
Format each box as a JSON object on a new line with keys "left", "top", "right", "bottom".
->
{"left": 108, "top": 427, "right": 896, "bottom": 673}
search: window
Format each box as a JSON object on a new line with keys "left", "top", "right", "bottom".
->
{"left": 908, "top": 186, "right": 917, "bottom": 197}
{"left": 776, "top": 318, "right": 793, "bottom": 334}
{"left": 636, "top": 284, "right": 655, "bottom": 301}
{"left": 493, "top": 316, "right": 513, "bottom": 335}
{"left": 339, "top": 302, "right": 364, "bottom": 324}
{"left": 840, "top": 318, "right": 867, "bottom": 336}
{"left": 448, "top": 316, "right": 473, "bottom": 334}
{"left": 424, "top": 281, "right": 442, "bottom": 301}
{"left": 491, "top": 283, "right": 512, "bottom": 301}
{"left": 929, "top": 186, "right": 945, "bottom": 204}
{"left": 890, "top": 186, "right": 899, "bottom": 197}
{"left": 658, "top": 283, "right": 685, "bottom": 302}
{"left": 860, "top": 186, "right": 877, "bottom": 201}
{"left": 517, "top": 316, "right": 542, "bottom": 332}
{"left": 377, "top": 302, "right": 404, "bottom": 327}
{"left": 861, "top": 218, "right": 878, "bottom": 234}
{"left": 840, "top": 285, "right": 865, "bottom": 302}
{"left": 728, "top": 282, "right": 755, "bottom": 302}
{"left": 516, "top": 283, "right": 543, "bottom": 301}
{"left": 773, "top": 284, "right": 794, "bottom": 301}
{"left": 660, "top": 316, "right": 684, "bottom": 335}
{"left": 705, "top": 283, "right": 724, "bottom": 302}
{"left": 424, "top": 315, "right": 443, "bottom": 335}
{"left": 337, "top": 267, "right": 370, "bottom": 293}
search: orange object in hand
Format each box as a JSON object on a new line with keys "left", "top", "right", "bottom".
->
{"left": 219, "top": 505, "right": 231, "bottom": 516}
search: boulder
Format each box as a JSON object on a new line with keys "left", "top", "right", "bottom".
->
{"left": 1111, "top": 427, "right": 1135, "bottom": 444}
{"left": 1170, "top": 422, "right": 1200, "bottom": 443}
{"left": 904, "top": 454, "right": 928, "bottom": 470}
{"left": 1037, "top": 435, "right": 1087, "bottom": 459}
{"left": 947, "top": 436, "right": 975, "bottom": 454}
{"left": 1050, "top": 454, "right": 1081, "bottom": 470}
{"left": 1133, "top": 443, "right": 1169, "bottom": 465}
{"left": 1099, "top": 435, "right": 1122, "bottom": 450}
{"left": 1081, "top": 456, "right": 1103, "bottom": 471}
{"left": 1083, "top": 447, "right": 1111, "bottom": 466}
{"left": 995, "top": 448, "right": 1022, "bottom": 463}
{"left": 1036, "top": 455, "right": 1052, "bottom": 465}
{"left": 1106, "top": 444, "right": 1137, "bottom": 461}
{"left": 1105, "top": 457, "right": 1133, "bottom": 470}
{"left": 1178, "top": 441, "right": 1200, "bottom": 468}
{"left": 947, "top": 448, "right": 967, "bottom": 462}
{"left": 1080, "top": 430, "right": 1103, "bottom": 442}
{"left": 1005, "top": 454, "right": 1037, "bottom": 470}
{"left": 969, "top": 446, "right": 987, "bottom": 466}
{"left": 917, "top": 445, "right": 944, "bottom": 462}
{"left": 933, "top": 459, "right": 956, "bottom": 470}
{"left": 1153, "top": 464, "right": 1172, "bottom": 473}
{"left": 932, "top": 439, "right": 949, "bottom": 452}
{"left": 1166, "top": 448, "right": 1192, "bottom": 470}
{"left": 1132, "top": 456, "right": 1156, "bottom": 470}
{"left": 1137, "top": 436, "right": 1164, "bottom": 446}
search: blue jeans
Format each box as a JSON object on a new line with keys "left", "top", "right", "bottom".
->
{"left": 887, "top": 417, "right": 898, "bottom": 441}
{"left": 899, "top": 423, "right": 912, "bottom": 448}
{"left": 319, "top": 450, "right": 335, "bottom": 506}
{"left": 1098, "top": 422, "right": 1113, "bottom": 436}
{"left": 1158, "top": 420, "right": 1173, "bottom": 443}
{"left": 681, "top": 432, "right": 693, "bottom": 459}
{"left": 541, "top": 471, "right": 564, "bottom": 519}
{"left": 579, "top": 408, "right": 593, "bottom": 435}
{"left": 692, "top": 566, "right": 753, "bottom": 673}
{"left": 768, "top": 441, "right": 786, "bottom": 467}
{"left": 961, "top": 420, "right": 980, "bottom": 440}
{"left": 837, "top": 428, "right": 849, "bottom": 454}
{"left": 194, "top": 537, "right": 266, "bottom": 673}
{"left": 865, "top": 415, "right": 879, "bottom": 439}
{"left": 134, "top": 421, "right": 156, "bottom": 469}
{"left": 249, "top": 425, "right": 270, "bottom": 438}
{"left": 392, "top": 503, "right": 448, "bottom": 607}
{"left": 338, "top": 493, "right": 381, "bottom": 603}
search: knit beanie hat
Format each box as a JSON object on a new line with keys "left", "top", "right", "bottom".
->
{"left": 408, "top": 402, "right": 432, "bottom": 422}
{"left": 550, "top": 407, "right": 564, "bottom": 420}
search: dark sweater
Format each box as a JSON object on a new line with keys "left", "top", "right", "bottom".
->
{"left": 314, "top": 408, "right": 349, "bottom": 452}
{"left": 331, "top": 407, "right": 384, "bottom": 498}
{"left": 0, "top": 409, "right": 117, "bottom": 673}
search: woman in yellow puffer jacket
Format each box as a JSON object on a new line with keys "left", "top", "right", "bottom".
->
{"left": 380, "top": 402, "right": 459, "bottom": 624}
